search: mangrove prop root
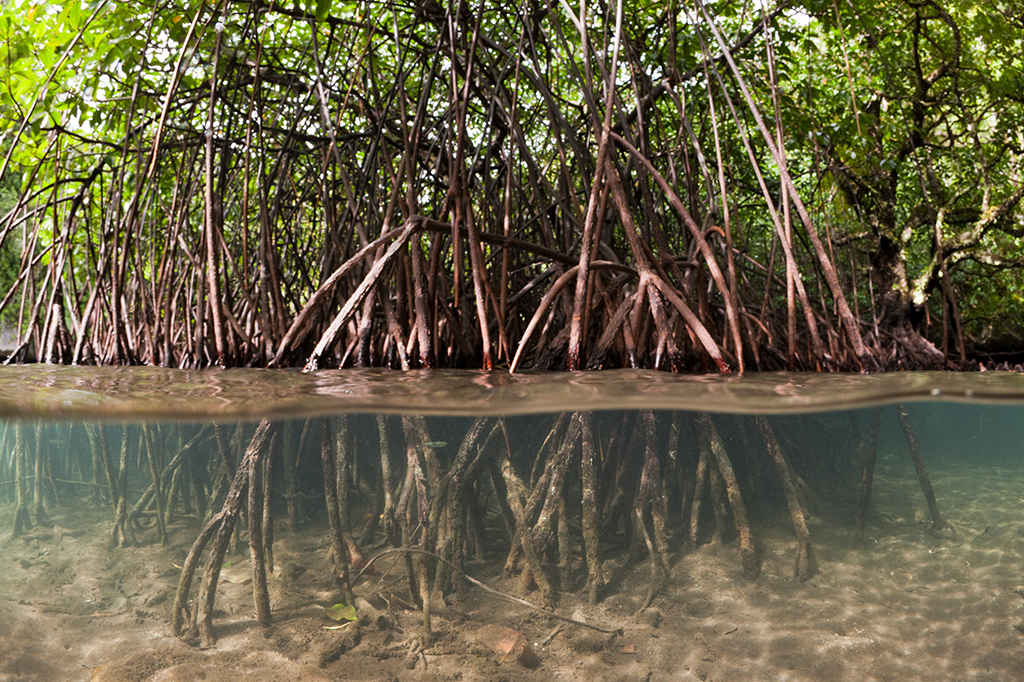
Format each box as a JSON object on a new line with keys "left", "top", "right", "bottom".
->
{"left": 630, "top": 411, "right": 669, "bottom": 609}
{"left": 111, "top": 426, "right": 138, "bottom": 548}
{"left": 171, "top": 516, "right": 220, "bottom": 637}
{"left": 488, "top": 458, "right": 516, "bottom": 538}
{"left": 635, "top": 504, "right": 663, "bottom": 613}
{"left": 601, "top": 414, "right": 640, "bottom": 541}
{"left": 334, "top": 416, "right": 353, "bottom": 557}
{"left": 141, "top": 425, "right": 167, "bottom": 546}
{"left": 249, "top": 428, "right": 272, "bottom": 627}
{"left": 433, "top": 417, "right": 493, "bottom": 595}
{"left": 699, "top": 413, "right": 759, "bottom": 578}
{"left": 188, "top": 443, "right": 208, "bottom": 520}
{"left": 197, "top": 420, "right": 273, "bottom": 646}
{"left": 84, "top": 425, "right": 107, "bottom": 507}
{"left": 171, "top": 420, "right": 272, "bottom": 645}
{"left": 667, "top": 413, "right": 690, "bottom": 540}
{"left": 97, "top": 424, "right": 117, "bottom": 510}
{"left": 262, "top": 430, "right": 277, "bottom": 574}
{"left": 376, "top": 414, "right": 398, "bottom": 546}
{"left": 321, "top": 418, "right": 353, "bottom": 604}
{"left": 397, "top": 444, "right": 420, "bottom": 608}
{"left": 498, "top": 450, "right": 553, "bottom": 605}
{"left": 854, "top": 408, "right": 881, "bottom": 548}
{"left": 895, "top": 405, "right": 946, "bottom": 531}
{"left": 642, "top": 410, "right": 670, "bottom": 573}
{"left": 695, "top": 429, "right": 732, "bottom": 547}
{"left": 756, "top": 416, "right": 815, "bottom": 580}
{"left": 579, "top": 411, "right": 604, "bottom": 602}
{"left": 418, "top": 537, "right": 432, "bottom": 642}
{"left": 165, "top": 464, "right": 182, "bottom": 527}
{"left": 399, "top": 416, "right": 433, "bottom": 637}
{"left": 33, "top": 423, "right": 53, "bottom": 528}
{"left": 333, "top": 418, "right": 373, "bottom": 571}
{"left": 284, "top": 420, "right": 309, "bottom": 530}
{"left": 531, "top": 413, "right": 581, "bottom": 562}
{"left": 689, "top": 436, "right": 710, "bottom": 547}
{"left": 415, "top": 422, "right": 436, "bottom": 641}
{"left": 495, "top": 421, "right": 530, "bottom": 574}
{"left": 11, "top": 424, "right": 31, "bottom": 539}
{"left": 557, "top": 495, "right": 571, "bottom": 592}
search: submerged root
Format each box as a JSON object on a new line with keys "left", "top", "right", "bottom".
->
{"left": 162, "top": 409, "right": 958, "bottom": 646}
{"left": 854, "top": 408, "right": 881, "bottom": 548}
{"left": 698, "top": 413, "right": 759, "bottom": 578}
{"left": 757, "top": 416, "right": 815, "bottom": 580}
{"left": 896, "top": 405, "right": 947, "bottom": 532}
{"left": 579, "top": 411, "right": 605, "bottom": 602}
{"left": 172, "top": 421, "right": 273, "bottom": 646}
{"left": 634, "top": 505, "right": 666, "bottom": 613}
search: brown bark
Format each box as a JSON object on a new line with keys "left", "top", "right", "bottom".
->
{"left": 895, "top": 405, "right": 946, "bottom": 531}
{"left": 698, "top": 413, "right": 759, "bottom": 578}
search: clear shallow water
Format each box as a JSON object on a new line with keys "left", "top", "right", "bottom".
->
{"left": 2, "top": 368, "right": 1024, "bottom": 681}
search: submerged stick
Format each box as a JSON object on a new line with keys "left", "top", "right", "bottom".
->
{"left": 854, "top": 408, "right": 881, "bottom": 547}
{"left": 356, "top": 548, "right": 622, "bottom": 635}
{"left": 895, "top": 405, "right": 946, "bottom": 531}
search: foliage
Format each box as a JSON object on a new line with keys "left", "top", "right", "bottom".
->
{"left": 0, "top": 163, "right": 22, "bottom": 328}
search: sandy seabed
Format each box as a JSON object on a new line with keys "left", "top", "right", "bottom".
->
{"left": 2, "top": 459, "right": 1024, "bottom": 682}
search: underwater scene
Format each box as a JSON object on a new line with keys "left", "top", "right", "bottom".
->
{"left": 1, "top": 368, "right": 1024, "bottom": 682}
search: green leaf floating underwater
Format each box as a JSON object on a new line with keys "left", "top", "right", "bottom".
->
{"left": 324, "top": 603, "right": 357, "bottom": 621}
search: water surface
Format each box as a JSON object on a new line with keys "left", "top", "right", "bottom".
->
{"left": 2, "top": 367, "right": 1023, "bottom": 420}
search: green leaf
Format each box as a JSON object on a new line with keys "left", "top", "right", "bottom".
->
{"left": 324, "top": 603, "right": 357, "bottom": 621}
{"left": 315, "top": 0, "right": 332, "bottom": 22}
